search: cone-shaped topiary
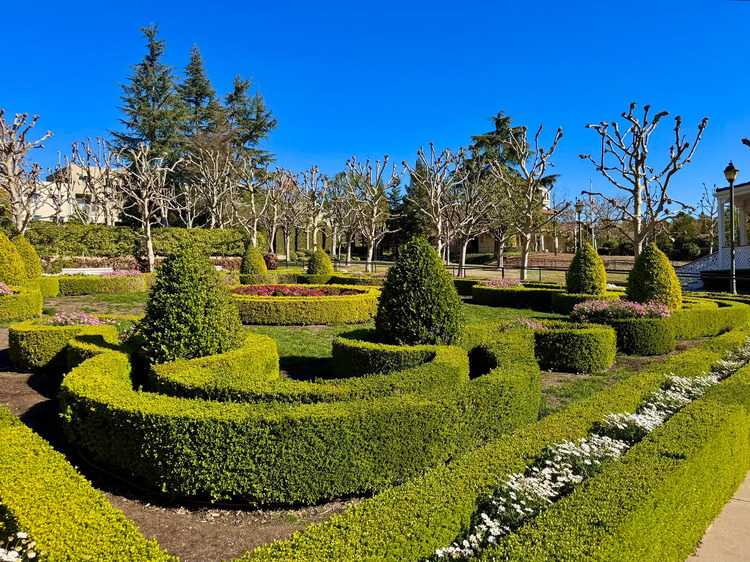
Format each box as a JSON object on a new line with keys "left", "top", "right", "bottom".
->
{"left": 375, "top": 238, "right": 463, "bottom": 345}
{"left": 626, "top": 242, "right": 682, "bottom": 310}
{"left": 12, "top": 235, "right": 43, "bottom": 279}
{"left": 139, "top": 243, "right": 244, "bottom": 364}
{"left": 566, "top": 243, "right": 606, "bottom": 295}
{"left": 307, "top": 249, "right": 334, "bottom": 275}
{"left": 240, "top": 245, "right": 268, "bottom": 275}
{"left": 0, "top": 232, "right": 26, "bottom": 285}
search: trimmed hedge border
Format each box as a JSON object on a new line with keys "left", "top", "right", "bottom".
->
{"left": 0, "top": 407, "right": 175, "bottom": 562}
{"left": 58, "top": 275, "right": 147, "bottom": 295}
{"left": 21, "top": 277, "right": 60, "bottom": 298}
{"left": 296, "top": 273, "right": 333, "bottom": 284}
{"left": 0, "top": 286, "right": 42, "bottom": 321}
{"left": 59, "top": 324, "right": 540, "bottom": 505}
{"left": 472, "top": 285, "right": 561, "bottom": 311}
{"left": 606, "top": 317, "right": 676, "bottom": 356}
{"left": 454, "top": 279, "right": 481, "bottom": 296}
{"left": 233, "top": 285, "right": 379, "bottom": 325}
{"left": 550, "top": 291, "right": 620, "bottom": 314}
{"left": 671, "top": 297, "right": 750, "bottom": 339}
{"left": 534, "top": 321, "right": 616, "bottom": 372}
{"left": 329, "top": 274, "right": 386, "bottom": 287}
{"left": 239, "top": 327, "right": 750, "bottom": 562}
{"left": 331, "top": 330, "right": 438, "bottom": 378}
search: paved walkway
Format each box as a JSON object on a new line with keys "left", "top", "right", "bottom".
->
{"left": 690, "top": 472, "right": 750, "bottom": 561}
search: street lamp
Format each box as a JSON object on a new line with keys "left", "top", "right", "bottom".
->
{"left": 724, "top": 161, "right": 740, "bottom": 295}
{"left": 575, "top": 200, "right": 585, "bottom": 250}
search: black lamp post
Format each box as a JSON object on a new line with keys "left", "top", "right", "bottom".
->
{"left": 574, "top": 200, "right": 585, "bottom": 250}
{"left": 724, "top": 161, "right": 740, "bottom": 295}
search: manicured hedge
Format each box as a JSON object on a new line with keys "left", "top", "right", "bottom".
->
{"left": 239, "top": 327, "right": 749, "bottom": 562}
{"left": 472, "top": 285, "right": 561, "bottom": 311}
{"left": 296, "top": 273, "right": 333, "bottom": 284}
{"left": 454, "top": 278, "right": 481, "bottom": 296}
{"left": 534, "top": 321, "right": 616, "bottom": 372}
{"left": 0, "top": 408, "right": 175, "bottom": 562}
{"left": 550, "top": 291, "right": 621, "bottom": 314}
{"left": 9, "top": 321, "right": 118, "bottom": 372}
{"left": 481, "top": 365, "right": 750, "bottom": 562}
{"left": 0, "top": 286, "right": 42, "bottom": 321}
{"left": 671, "top": 297, "right": 750, "bottom": 339}
{"left": 607, "top": 317, "right": 676, "bottom": 356}
{"left": 57, "top": 275, "right": 147, "bottom": 295}
{"left": 58, "top": 324, "right": 540, "bottom": 505}
{"left": 22, "top": 276, "right": 60, "bottom": 298}
{"left": 329, "top": 274, "right": 387, "bottom": 287}
{"left": 331, "top": 331, "right": 438, "bottom": 378}
{"left": 233, "top": 285, "right": 379, "bottom": 325}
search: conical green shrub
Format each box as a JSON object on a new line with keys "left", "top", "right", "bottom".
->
{"left": 626, "top": 242, "right": 682, "bottom": 310}
{"left": 566, "top": 243, "right": 606, "bottom": 295}
{"left": 240, "top": 245, "right": 268, "bottom": 276}
{"left": 0, "top": 232, "right": 26, "bottom": 285}
{"left": 139, "top": 243, "right": 244, "bottom": 364}
{"left": 12, "top": 235, "right": 43, "bottom": 279}
{"left": 307, "top": 249, "right": 334, "bottom": 275}
{"left": 375, "top": 238, "right": 463, "bottom": 345}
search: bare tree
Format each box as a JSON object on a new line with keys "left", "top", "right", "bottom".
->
{"left": 0, "top": 110, "right": 53, "bottom": 233}
{"left": 580, "top": 103, "right": 708, "bottom": 257}
{"left": 48, "top": 152, "right": 75, "bottom": 222}
{"left": 698, "top": 183, "right": 718, "bottom": 254}
{"left": 232, "top": 159, "right": 271, "bottom": 248}
{"left": 402, "top": 144, "right": 469, "bottom": 258}
{"left": 183, "top": 147, "right": 239, "bottom": 228}
{"left": 488, "top": 124, "right": 565, "bottom": 279}
{"left": 71, "top": 137, "right": 125, "bottom": 225}
{"left": 119, "top": 144, "right": 178, "bottom": 272}
{"left": 276, "top": 170, "right": 305, "bottom": 261}
{"left": 345, "top": 155, "right": 403, "bottom": 273}
{"left": 300, "top": 166, "right": 328, "bottom": 251}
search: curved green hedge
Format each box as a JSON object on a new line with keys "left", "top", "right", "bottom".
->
{"left": 607, "top": 317, "right": 676, "bottom": 356}
{"left": 9, "top": 321, "right": 119, "bottom": 372}
{"left": 234, "top": 285, "right": 379, "bottom": 325}
{"left": 471, "top": 285, "right": 561, "bottom": 311}
{"left": 58, "top": 275, "right": 147, "bottom": 295}
{"left": 59, "top": 325, "right": 540, "bottom": 505}
{"left": 671, "top": 297, "right": 750, "bottom": 339}
{"left": 22, "top": 276, "right": 60, "bottom": 298}
{"left": 296, "top": 273, "right": 333, "bottom": 284}
{"left": 550, "top": 291, "right": 621, "bottom": 314}
{"left": 239, "top": 327, "right": 750, "bottom": 562}
{"left": 534, "top": 321, "right": 617, "bottom": 372}
{"left": 0, "top": 408, "right": 175, "bottom": 562}
{"left": 0, "top": 286, "right": 42, "bottom": 321}
{"left": 331, "top": 331, "right": 438, "bottom": 378}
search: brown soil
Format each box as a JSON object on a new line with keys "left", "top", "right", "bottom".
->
{"left": 44, "top": 296, "right": 147, "bottom": 316}
{"left": 0, "top": 327, "right": 358, "bottom": 562}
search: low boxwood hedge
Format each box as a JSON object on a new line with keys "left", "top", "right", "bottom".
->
{"left": 329, "top": 274, "right": 387, "bottom": 287}
{"left": 57, "top": 275, "right": 147, "bottom": 295}
{"left": 239, "top": 327, "right": 750, "bottom": 562}
{"left": 607, "top": 317, "right": 676, "bottom": 356}
{"left": 20, "top": 276, "right": 60, "bottom": 298}
{"left": 296, "top": 273, "right": 333, "bottom": 284}
{"left": 472, "top": 285, "right": 562, "bottom": 311}
{"left": 233, "top": 285, "right": 379, "bottom": 325}
{"left": 550, "top": 291, "right": 621, "bottom": 314}
{"left": 0, "top": 407, "right": 175, "bottom": 562}
{"left": 454, "top": 278, "right": 481, "bottom": 296}
{"left": 671, "top": 297, "right": 750, "bottom": 339}
{"left": 331, "top": 331, "right": 438, "bottom": 378}
{"left": 0, "top": 286, "right": 42, "bottom": 321}
{"left": 534, "top": 321, "right": 616, "bottom": 372}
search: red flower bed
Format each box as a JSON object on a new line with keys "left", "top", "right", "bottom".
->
{"left": 230, "top": 285, "right": 359, "bottom": 297}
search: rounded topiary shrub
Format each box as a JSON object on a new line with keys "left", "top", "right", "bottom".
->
{"left": 139, "top": 243, "right": 244, "bottom": 364}
{"left": 0, "top": 232, "right": 26, "bottom": 285}
{"left": 566, "top": 243, "right": 606, "bottom": 295}
{"left": 12, "top": 235, "right": 43, "bottom": 280}
{"left": 375, "top": 237, "right": 462, "bottom": 345}
{"left": 626, "top": 243, "right": 682, "bottom": 310}
{"left": 241, "top": 245, "right": 268, "bottom": 275}
{"left": 307, "top": 249, "right": 334, "bottom": 275}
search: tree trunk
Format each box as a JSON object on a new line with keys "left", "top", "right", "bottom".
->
{"left": 331, "top": 228, "right": 338, "bottom": 258}
{"left": 459, "top": 239, "right": 470, "bottom": 277}
{"left": 145, "top": 223, "right": 155, "bottom": 273}
{"left": 494, "top": 238, "right": 505, "bottom": 269}
{"left": 520, "top": 233, "right": 532, "bottom": 281}
{"left": 366, "top": 244, "right": 374, "bottom": 273}
{"left": 284, "top": 230, "right": 291, "bottom": 262}
{"left": 346, "top": 237, "right": 352, "bottom": 266}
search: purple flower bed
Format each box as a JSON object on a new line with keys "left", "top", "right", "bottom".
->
{"left": 571, "top": 299, "right": 670, "bottom": 323}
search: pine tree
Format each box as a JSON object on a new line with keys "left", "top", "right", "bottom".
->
{"left": 111, "top": 23, "right": 187, "bottom": 162}
{"left": 224, "top": 75, "right": 278, "bottom": 165}
{"left": 179, "top": 45, "right": 220, "bottom": 134}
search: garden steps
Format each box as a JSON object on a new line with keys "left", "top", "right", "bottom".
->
{"left": 689, "top": 470, "right": 750, "bottom": 561}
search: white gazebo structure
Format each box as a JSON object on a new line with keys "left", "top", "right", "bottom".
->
{"left": 716, "top": 181, "right": 750, "bottom": 270}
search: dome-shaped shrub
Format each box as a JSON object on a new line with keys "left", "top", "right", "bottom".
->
{"left": 626, "top": 243, "right": 682, "bottom": 310}
{"left": 566, "top": 243, "right": 606, "bottom": 295}
{"left": 139, "top": 243, "right": 244, "bottom": 364}
{"left": 0, "top": 232, "right": 26, "bottom": 285}
{"left": 12, "top": 235, "right": 43, "bottom": 279}
{"left": 240, "top": 245, "right": 268, "bottom": 275}
{"left": 307, "top": 249, "right": 334, "bottom": 275}
{"left": 375, "top": 238, "right": 462, "bottom": 345}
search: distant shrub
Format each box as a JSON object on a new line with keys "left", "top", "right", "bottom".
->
{"left": 263, "top": 253, "right": 278, "bottom": 270}
{"left": 307, "top": 249, "right": 334, "bottom": 275}
{"left": 566, "top": 243, "right": 606, "bottom": 295}
{"left": 139, "top": 243, "right": 244, "bottom": 364}
{"left": 12, "top": 235, "right": 43, "bottom": 279}
{"left": 0, "top": 232, "right": 26, "bottom": 285}
{"left": 375, "top": 238, "right": 462, "bottom": 345}
{"left": 626, "top": 243, "right": 682, "bottom": 310}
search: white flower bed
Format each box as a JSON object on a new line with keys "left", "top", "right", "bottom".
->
{"left": 431, "top": 339, "right": 750, "bottom": 561}
{"left": 0, "top": 531, "right": 37, "bottom": 561}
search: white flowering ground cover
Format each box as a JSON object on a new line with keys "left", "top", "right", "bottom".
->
{"left": 430, "top": 339, "right": 750, "bottom": 561}
{"left": 0, "top": 531, "right": 37, "bottom": 561}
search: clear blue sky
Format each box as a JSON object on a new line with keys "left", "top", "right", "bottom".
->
{"left": 4, "top": 0, "right": 750, "bottom": 208}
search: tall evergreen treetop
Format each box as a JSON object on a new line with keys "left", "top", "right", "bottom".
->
{"left": 225, "top": 75, "right": 278, "bottom": 165}
{"left": 179, "top": 45, "right": 220, "bottom": 134}
{"left": 111, "top": 23, "right": 187, "bottom": 161}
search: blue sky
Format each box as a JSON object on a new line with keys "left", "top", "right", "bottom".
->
{"left": 4, "top": 0, "right": 750, "bottom": 208}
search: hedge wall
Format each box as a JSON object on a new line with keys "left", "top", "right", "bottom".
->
{"left": 534, "top": 321, "right": 616, "bottom": 373}
{"left": 239, "top": 327, "right": 750, "bottom": 562}
{"left": 57, "top": 275, "right": 147, "bottom": 295}
{"left": 607, "top": 317, "right": 676, "bottom": 356}
{"left": 59, "top": 324, "right": 540, "bottom": 505}
{"left": 234, "top": 285, "right": 379, "bottom": 325}
{"left": 329, "top": 274, "right": 387, "bottom": 287}
{"left": 0, "top": 407, "right": 175, "bottom": 562}
{"left": 671, "top": 297, "right": 750, "bottom": 339}
{"left": 21, "top": 276, "right": 60, "bottom": 298}
{"left": 550, "top": 291, "right": 621, "bottom": 314}
{"left": 0, "top": 286, "right": 42, "bottom": 321}
{"left": 471, "top": 285, "right": 562, "bottom": 311}
{"left": 331, "top": 331, "right": 438, "bottom": 378}
{"left": 454, "top": 279, "right": 481, "bottom": 296}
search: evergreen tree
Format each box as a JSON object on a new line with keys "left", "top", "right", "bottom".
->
{"left": 179, "top": 45, "right": 220, "bottom": 134}
{"left": 111, "top": 23, "right": 187, "bottom": 162}
{"left": 225, "top": 75, "right": 278, "bottom": 165}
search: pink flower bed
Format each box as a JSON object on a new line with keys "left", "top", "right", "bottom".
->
{"left": 49, "top": 312, "right": 107, "bottom": 326}
{"left": 101, "top": 269, "right": 141, "bottom": 278}
{"left": 479, "top": 278, "right": 522, "bottom": 288}
{"left": 571, "top": 299, "right": 671, "bottom": 323}
{"left": 0, "top": 282, "right": 13, "bottom": 296}
{"left": 231, "top": 285, "right": 359, "bottom": 297}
